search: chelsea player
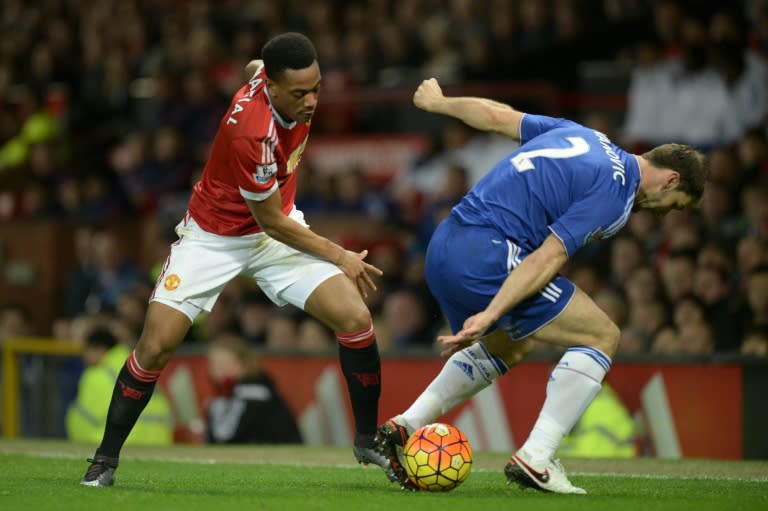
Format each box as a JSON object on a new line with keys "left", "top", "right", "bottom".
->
{"left": 377, "top": 78, "right": 708, "bottom": 494}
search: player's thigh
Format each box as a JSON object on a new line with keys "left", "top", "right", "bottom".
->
{"left": 245, "top": 243, "right": 363, "bottom": 332}
{"left": 527, "top": 287, "right": 620, "bottom": 357}
{"left": 153, "top": 223, "right": 252, "bottom": 315}
{"left": 303, "top": 273, "right": 370, "bottom": 333}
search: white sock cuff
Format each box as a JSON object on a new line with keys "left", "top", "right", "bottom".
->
{"left": 458, "top": 342, "right": 508, "bottom": 384}
{"left": 556, "top": 346, "right": 611, "bottom": 382}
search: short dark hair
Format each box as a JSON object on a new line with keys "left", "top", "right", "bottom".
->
{"left": 261, "top": 32, "right": 317, "bottom": 81}
{"left": 642, "top": 144, "right": 709, "bottom": 204}
{"left": 749, "top": 264, "right": 768, "bottom": 279}
{"left": 85, "top": 328, "right": 117, "bottom": 350}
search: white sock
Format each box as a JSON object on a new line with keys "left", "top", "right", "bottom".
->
{"left": 399, "top": 342, "right": 508, "bottom": 433}
{"left": 520, "top": 346, "right": 611, "bottom": 465}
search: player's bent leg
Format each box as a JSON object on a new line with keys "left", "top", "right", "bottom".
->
{"left": 530, "top": 286, "right": 620, "bottom": 357}
{"left": 303, "top": 273, "right": 372, "bottom": 333}
{"left": 303, "top": 274, "right": 398, "bottom": 482}
{"left": 506, "top": 287, "right": 619, "bottom": 495}
{"left": 81, "top": 302, "right": 192, "bottom": 488}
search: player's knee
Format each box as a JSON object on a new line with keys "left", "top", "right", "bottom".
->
{"left": 334, "top": 306, "right": 372, "bottom": 334}
{"left": 134, "top": 336, "right": 176, "bottom": 370}
{"left": 595, "top": 321, "right": 621, "bottom": 358}
{"left": 511, "top": 338, "right": 535, "bottom": 366}
{"left": 497, "top": 338, "right": 534, "bottom": 367}
{"left": 135, "top": 323, "right": 183, "bottom": 370}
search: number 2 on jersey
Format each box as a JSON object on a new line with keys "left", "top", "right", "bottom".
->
{"left": 511, "top": 136, "right": 590, "bottom": 172}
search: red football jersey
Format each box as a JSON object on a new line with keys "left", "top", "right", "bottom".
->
{"left": 188, "top": 64, "right": 311, "bottom": 236}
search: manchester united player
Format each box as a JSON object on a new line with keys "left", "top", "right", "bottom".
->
{"left": 81, "top": 32, "right": 396, "bottom": 486}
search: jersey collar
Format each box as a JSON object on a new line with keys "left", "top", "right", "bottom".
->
{"left": 264, "top": 89, "right": 297, "bottom": 129}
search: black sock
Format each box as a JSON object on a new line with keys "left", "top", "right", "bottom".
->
{"left": 95, "top": 361, "right": 158, "bottom": 459}
{"left": 338, "top": 342, "right": 381, "bottom": 440}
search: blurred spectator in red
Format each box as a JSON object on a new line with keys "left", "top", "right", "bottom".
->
{"left": 206, "top": 334, "right": 302, "bottom": 444}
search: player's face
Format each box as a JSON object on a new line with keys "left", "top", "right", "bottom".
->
{"left": 268, "top": 61, "right": 321, "bottom": 124}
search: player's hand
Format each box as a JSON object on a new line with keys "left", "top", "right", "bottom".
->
{"left": 437, "top": 311, "right": 495, "bottom": 357}
{"left": 437, "top": 337, "right": 472, "bottom": 358}
{"left": 336, "top": 249, "right": 383, "bottom": 299}
{"left": 413, "top": 78, "right": 445, "bottom": 113}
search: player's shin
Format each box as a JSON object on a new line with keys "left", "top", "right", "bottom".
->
{"left": 337, "top": 325, "right": 381, "bottom": 442}
{"left": 96, "top": 351, "right": 161, "bottom": 458}
{"left": 400, "top": 341, "right": 508, "bottom": 433}
{"left": 520, "top": 345, "right": 611, "bottom": 465}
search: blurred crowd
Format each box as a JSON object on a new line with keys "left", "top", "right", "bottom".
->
{"left": 0, "top": 0, "right": 767, "bottom": 361}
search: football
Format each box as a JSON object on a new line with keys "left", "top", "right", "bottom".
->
{"left": 402, "top": 423, "right": 473, "bottom": 492}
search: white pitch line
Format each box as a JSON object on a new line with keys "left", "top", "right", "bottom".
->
{"left": 571, "top": 471, "right": 768, "bottom": 483}
{"left": 4, "top": 450, "right": 766, "bottom": 483}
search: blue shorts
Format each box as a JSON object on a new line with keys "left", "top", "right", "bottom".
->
{"left": 424, "top": 215, "right": 575, "bottom": 340}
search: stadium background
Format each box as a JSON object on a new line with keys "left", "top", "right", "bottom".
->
{"left": 0, "top": 0, "right": 766, "bottom": 459}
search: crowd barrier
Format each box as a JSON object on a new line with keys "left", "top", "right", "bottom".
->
{"left": 158, "top": 353, "right": 766, "bottom": 460}
{"left": 4, "top": 340, "right": 765, "bottom": 460}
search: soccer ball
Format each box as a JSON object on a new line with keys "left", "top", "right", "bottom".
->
{"left": 402, "top": 423, "right": 472, "bottom": 492}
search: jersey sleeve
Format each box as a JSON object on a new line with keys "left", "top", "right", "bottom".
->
{"left": 548, "top": 188, "right": 626, "bottom": 257}
{"left": 520, "top": 114, "right": 581, "bottom": 144}
{"left": 230, "top": 136, "right": 278, "bottom": 201}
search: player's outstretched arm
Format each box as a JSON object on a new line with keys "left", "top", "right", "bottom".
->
{"left": 413, "top": 78, "right": 525, "bottom": 140}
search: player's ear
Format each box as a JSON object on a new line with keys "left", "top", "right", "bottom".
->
{"left": 664, "top": 170, "right": 680, "bottom": 190}
{"left": 265, "top": 75, "right": 282, "bottom": 97}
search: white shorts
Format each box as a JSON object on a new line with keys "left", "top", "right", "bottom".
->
{"left": 151, "top": 208, "right": 343, "bottom": 321}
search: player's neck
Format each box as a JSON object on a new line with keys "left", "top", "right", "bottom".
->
{"left": 635, "top": 158, "right": 671, "bottom": 206}
{"left": 635, "top": 156, "right": 655, "bottom": 194}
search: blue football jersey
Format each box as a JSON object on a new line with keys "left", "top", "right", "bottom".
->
{"left": 451, "top": 114, "right": 641, "bottom": 256}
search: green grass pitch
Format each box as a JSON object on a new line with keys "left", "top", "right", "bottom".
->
{"left": 1, "top": 440, "right": 766, "bottom": 511}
